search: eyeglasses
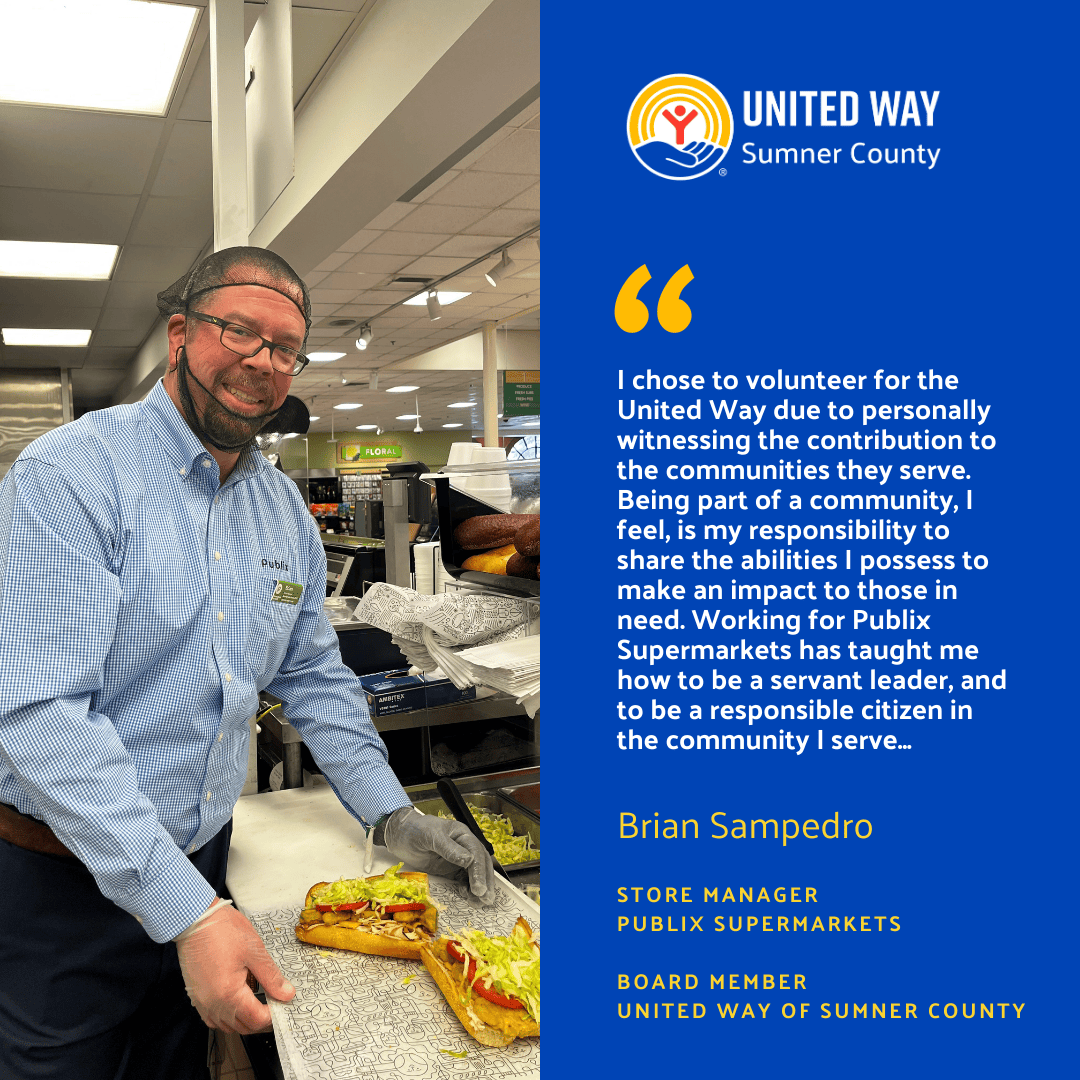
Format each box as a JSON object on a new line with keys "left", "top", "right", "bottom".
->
{"left": 186, "top": 310, "right": 309, "bottom": 376}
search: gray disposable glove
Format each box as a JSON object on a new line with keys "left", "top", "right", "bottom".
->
{"left": 382, "top": 806, "right": 496, "bottom": 904}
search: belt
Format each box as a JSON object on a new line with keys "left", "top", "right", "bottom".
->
{"left": 0, "top": 801, "right": 76, "bottom": 858}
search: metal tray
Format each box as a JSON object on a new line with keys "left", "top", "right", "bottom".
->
{"left": 498, "top": 782, "right": 540, "bottom": 817}
{"left": 413, "top": 791, "right": 540, "bottom": 872}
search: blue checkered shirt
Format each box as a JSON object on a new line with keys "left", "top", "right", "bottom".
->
{"left": 0, "top": 381, "right": 409, "bottom": 942}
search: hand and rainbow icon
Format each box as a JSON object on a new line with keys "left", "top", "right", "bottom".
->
{"left": 627, "top": 74, "right": 733, "bottom": 180}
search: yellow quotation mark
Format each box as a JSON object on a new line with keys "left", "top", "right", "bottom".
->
{"left": 614, "top": 264, "right": 694, "bottom": 334}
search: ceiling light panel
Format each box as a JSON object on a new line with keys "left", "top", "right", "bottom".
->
{"left": 401, "top": 291, "right": 471, "bottom": 306}
{"left": 0, "top": 1, "right": 199, "bottom": 115}
{"left": 0, "top": 241, "right": 120, "bottom": 280}
{"left": 386, "top": 385, "right": 420, "bottom": 393}
{"left": 307, "top": 352, "right": 345, "bottom": 363}
{"left": 3, "top": 328, "right": 91, "bottom": 346}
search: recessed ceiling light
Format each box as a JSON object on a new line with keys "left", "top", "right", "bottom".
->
{"left": 356, "top": 424, "right": 378, "bottom": 430}
{"left": 396, "top": 414, "right": 419, "bottom": 420}
{"left": 402, "top": 291, "right": 470, "bottom": 306}
{"left": 2, "top": 328, "right": 91, "bottom": 346}
{"left": 307, "top": 352, "right": 345, "bottom": 363}
{"left": 0, "top": 1, "right": 199, "bottom": 115}
{"left": 308, "top": 416, "right": 320, "bottom": 422}
{"left": 443, "top": 423, "right": 464, "bottom": 428}
{"left": 0, "top": 241, "right": 119, "bottom": 280}
{"left": 334, "top": 403, "right": 363, "bottom": 410}
{"left": 386, "top": 385, "right": 420, "bottom": 393}
{"left": 523, "top": 422, "right": 540, "bottom": 427}
{"left": 447, "top": 401, "right": 475, "bottom": 408}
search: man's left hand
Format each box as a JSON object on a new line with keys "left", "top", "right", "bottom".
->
{"left": 382, "top": 807, "right": 496, "bottom": 903}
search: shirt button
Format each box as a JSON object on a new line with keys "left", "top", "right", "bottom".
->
{"left": 202, "top": 460, "right": 212, "bottom": 468}
{"left": 218, "top": 733, "right": 224, "bottom": 742}
{"left": 217, "top": 612, "right": 224, "bottom": 621}
{"left": 214, "top": 552, "right": 221, "bottom": 560}
{"left": 187, "top": 844, "right": 196, "bottom": 854}
{"left": 206, "top": 791, "right": 212, "bottom": 801}
{"left": 224, "top": 673, "right": 232, "bottom": 683}
{"left": 179, "top": 469, "right": 186, "bottom": 476}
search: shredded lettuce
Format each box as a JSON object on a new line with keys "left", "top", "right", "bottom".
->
{"left": 439, "top": 805, "right": 539, "bottom": 865}
{"left": 439, "top": 1049, "right": 469, "bottom": 1058}
{"left": 454, "top": 923, "right": 540, "bottom": 1023}
{"left": 309, "top": 863, "right": 430, "bottom": 908}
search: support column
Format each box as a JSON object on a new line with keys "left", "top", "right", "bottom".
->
{"left": 209, "top": 0, "right": 249, "bottom": 250}
{"left": 482, "top": 320, "right": 499, "bottom": 448}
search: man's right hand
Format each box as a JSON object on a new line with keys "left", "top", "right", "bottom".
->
{"left": 174, "top": 902, "right": 295, "bottom": 1034}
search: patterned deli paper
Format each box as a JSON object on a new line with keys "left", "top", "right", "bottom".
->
{"left": 255, "top": 877, "right": 539, "bottom": 1080}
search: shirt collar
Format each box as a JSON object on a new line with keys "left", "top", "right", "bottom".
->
{"left": 142, "top": 379, "right": 272, "bottom": 484}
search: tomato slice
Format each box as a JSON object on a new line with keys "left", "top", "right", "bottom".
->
{"left": 314, "top": 900, "right": 369, "bottom": 913}
{"left": 473, "top": 982, "right": 524, "bottom": 1010}
{"left": 383, "top": 902, "right": 425, "bottom": 913}
{"left": 446, "top": 939, "right": 524, "bottom": 1010}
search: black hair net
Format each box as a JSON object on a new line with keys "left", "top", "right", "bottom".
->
{"left": 157, "top": 246, "right": 311, "bottom": 350}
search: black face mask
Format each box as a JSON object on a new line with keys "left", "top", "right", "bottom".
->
{"left": 174, "top": 346, "right": 283, "bottom": 454}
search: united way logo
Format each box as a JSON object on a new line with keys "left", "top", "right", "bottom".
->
{"left": 627, "top": 74, "right": 733, "bottom": 180}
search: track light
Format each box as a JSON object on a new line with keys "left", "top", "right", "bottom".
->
{"left": 355, "top": 324, "right": 373, "bottom": 350}
{"left": 426, "top": 289, "right": 442, "bottom": 321}
{"left": 484, "top": 249, "right": 516, "bottom": 287}
{"left": 413, "top": 395, "right": 423, "bottom": 433}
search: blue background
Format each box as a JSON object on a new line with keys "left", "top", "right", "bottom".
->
{"left": 542, "top": 2, "right": 1075, "bottom": 1077}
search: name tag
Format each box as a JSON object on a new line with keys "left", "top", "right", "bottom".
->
{"left": 272, "top": 580, "right": 303, "bottom": 605}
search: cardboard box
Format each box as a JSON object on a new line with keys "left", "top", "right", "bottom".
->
{"left": 359, "top": 669, "right": 476, "bottom": 716}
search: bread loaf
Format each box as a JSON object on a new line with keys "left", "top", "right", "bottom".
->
{"left": 461, "top": 543, "right": 516, "bottom": 574}
{"left": 506, "top": 552, "right": 539, "bottom": 579}
{"left": 454, "top": 514, "right": 535, "bottom": 550}
{"left": 513, "top": 517, "right": 540, "bottom": 557}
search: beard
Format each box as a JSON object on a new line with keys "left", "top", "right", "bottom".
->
{"left": 175, "top": 346, "right": 282, "bottom": 453}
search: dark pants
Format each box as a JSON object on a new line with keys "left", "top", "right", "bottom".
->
{"left": 0, "top": 822, "right": 232, "bottom": 1080}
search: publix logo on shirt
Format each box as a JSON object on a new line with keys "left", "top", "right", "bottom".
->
{"left": 261, "top": 558, "right": 289, "bottom": 572}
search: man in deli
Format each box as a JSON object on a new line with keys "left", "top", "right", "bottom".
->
{"left": 0, "top": 247, "right": 494, "bottom": 1080}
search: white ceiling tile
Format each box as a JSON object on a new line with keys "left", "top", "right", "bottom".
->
{"left": 305, "top": 272, "right": 330, "bottom": 289}
{"left": 504, "top": 182, "right": 540, "bottom": 211}
{"left": 105, "top": 280, "right": 170, "bottom": 309}
{"left": 0, "top": 188, "right": 139, "bottom": 244}
{"left": 425, "top": 171, "right": 536, "bottom": 208}
{"left": 1, "top": 346, "right": 87, "bottom": 368}
{"left": 0, "top": 106, "right": 165, "bottom": 196}
{"left": 309, "top": 303, "right": 340, "bottom": 316}
{"left": 91, "top": 329, "right": 147, "bottom": 348}
{"left": 83, "top": 347, "right": 136, "bottom": 368}
{"left": 129, "top": 195, "right": 212, "bottom": 246}
{"left": 426, "top": 235, "right": 513, "bottom": 258}
{"left": 472, "top": 128, "right": 541, "bottom": 174}
{"left": 328, "top": 305, "right": 382, "bottom": 318}
{"left": 310, "top": 289, "right": 359, "bottom": 304}
{"left": 393, "top": 204, "right": 489, "bottom": 233}
{"left": 0, "top": 279, "right": 110, "bottom": 307}
{"left": 397, "top": 255, "right": 473, "bottom": 277}
{"left": 0, "top": 304, "right": 100, "bottom": 327}
{"left": 463, "top": 208, "right": 540, "bottom": 236}
{"left": 151, "top": 121, "right": 213, "bottom": 201}
{"left": 338, "top": 252, "right": 413, "bottom": 275}
{"left": 338, "top": 228, "right": 381, "bottom": 253}
{"left": 364, "top": 202, "right": 415, "bottom": 231}
{"left": 97, "top": 308, "right": 157, "bottom": 332}
{"left": 362, "top": 232, "right": 450, "bottom": 256}
{"left": 521, "top": 109, "right": 541, "bottom": 130}
{"left": 312, "top": 251, "right": 353, "bottom": 273}
{"left": 113, "top": 245, "right": 202, "bottom": 284}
